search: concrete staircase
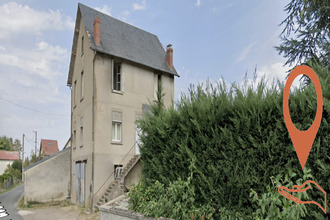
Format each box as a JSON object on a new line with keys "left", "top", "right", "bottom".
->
{"left": 95, "top": 154, "right": 140, "bottom": 209}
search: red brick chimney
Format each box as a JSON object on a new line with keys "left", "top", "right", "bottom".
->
{"left": 93, "top": 16, "right": 101, "bottom": 46}
{"left": 166, "top": 44, "right": 173, "bottom": 69}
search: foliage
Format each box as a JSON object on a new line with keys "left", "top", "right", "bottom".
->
{"left": 129, "top": 159, "right": 236, "bottom": 219}
{"left": 134, "top": 63, "right": 329, "bottom": 218}
{"left": 276, "top": 0, "right": 330, "bottom": 69}
{"left": 250, "top": 168, "right": 314, "bottom": 219}
{"left": 0, "top": 136, "right": 21, "bottom": 151}
{"left": 0, "top": 159, "right": 22, "bottom": 189}
{"left": 23, "top": 150, "right": 42, "bottom": 168}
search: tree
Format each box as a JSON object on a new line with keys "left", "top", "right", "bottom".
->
{"left": 0, "top": 136, "right": 11, "bottom": 151}
{"left": 0, "top": 136, "right": 21, "bottom": 151}
{"left": 276, "top": 0, "right": 330, "bottom": 69}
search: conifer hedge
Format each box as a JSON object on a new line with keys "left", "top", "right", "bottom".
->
{"left": 137, "top": 64, "right": 330, "bottom": 217}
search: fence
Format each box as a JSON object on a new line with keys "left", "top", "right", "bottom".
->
{"left": 0, "top": 176, "right": 20, "bottom": 189}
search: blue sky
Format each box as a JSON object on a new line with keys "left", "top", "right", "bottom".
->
{"left": 0, "top": 0, "right": 294, "bottom": 157}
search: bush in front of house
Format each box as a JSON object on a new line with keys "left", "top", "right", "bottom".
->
{"left": 130, "top": 63, "right": 330, "bottom": 218}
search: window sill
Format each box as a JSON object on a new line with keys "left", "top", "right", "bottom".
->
{"left": 112, "top": 90, "right": 124, "bottom": 95}
{"left": 111, "top": 141, "right": 123, "bottom": 145}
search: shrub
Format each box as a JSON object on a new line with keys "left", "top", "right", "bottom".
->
{"left": 134, "top": 63, "right": 329, "bottom": 218}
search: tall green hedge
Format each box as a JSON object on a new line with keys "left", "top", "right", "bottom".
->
{"left": 137, "top": 64, "right": 330, "bottom": 217}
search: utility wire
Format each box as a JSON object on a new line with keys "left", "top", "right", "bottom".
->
{"left": 24, "top": 136, "right": 35, "bottom": 148}
{"left": 0, "top": 96, "right": 69, "bottom": 117}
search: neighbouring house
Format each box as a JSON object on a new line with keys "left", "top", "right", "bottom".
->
{"left": 39, "top": 139, "right": 59, "bottom": 158}
{"left": 67, "top": 3, "right": 178, "bottom": 211}
{"left": 0, "top": 151, "right": 20, "bottom": 175}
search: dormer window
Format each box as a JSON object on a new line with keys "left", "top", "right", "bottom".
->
{"left": 113, "top": 62, "right": 121, "bottom": 92}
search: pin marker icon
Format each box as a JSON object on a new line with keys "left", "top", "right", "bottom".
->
{"left": 283, "top": 65, "right": 323, "bottom": 170}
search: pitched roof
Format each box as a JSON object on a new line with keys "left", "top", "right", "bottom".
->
{"left": 0, "top": 151, "right": 19, "bottom": 161}
{"left": 40, "top": 139, "right": 59, "bottom": 156}
{"left": 68, "top": 3, "right": 178, "bottom": 85}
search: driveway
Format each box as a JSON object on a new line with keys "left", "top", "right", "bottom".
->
{"left": 0, "top": 184, "right": 24, "bottom": 220}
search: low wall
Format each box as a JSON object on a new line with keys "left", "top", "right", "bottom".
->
{"left": 24, "top": 147, "right": 71, "bottom": 203}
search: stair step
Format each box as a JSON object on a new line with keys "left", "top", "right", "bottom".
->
{"left": 96, "top": 155, "right": 141, "bottom": 209}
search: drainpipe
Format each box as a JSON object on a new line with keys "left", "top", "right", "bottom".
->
{"left": 90, "top": 51, "right": 96, "bottom": 212}
{"left": 69, "top": 85, "right": 72, "bottom": 199}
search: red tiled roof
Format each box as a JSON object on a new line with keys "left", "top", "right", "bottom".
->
{"left": 40, "top": 139, "right": 59, "bottom": 156}
{"left": 0, "top": 151, "right": 20, "bottom": 160}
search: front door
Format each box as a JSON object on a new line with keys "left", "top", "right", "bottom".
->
{"left": 75, "top": 161, "right": 86, "bottom": 206}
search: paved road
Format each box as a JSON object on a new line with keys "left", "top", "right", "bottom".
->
{"left": 0, "top": 184, "right": 23, "bottom": 220}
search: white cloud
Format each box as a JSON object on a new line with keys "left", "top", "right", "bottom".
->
{"left": 94, "top": 5, "right": 112, "bottom": 16}
{"left": 195, "top": 0, "right": 201, "bottom": 7}
{"left": 225, "top": 3, "right": 233, "bottom": 9}
{"left": 119, "top": 10, "right": 130, "bottom": 22}
{"left": 0, "top": 2, "right": 74, "bottom": 39}
{"left": 0, "top": 41, "right": 69, "bottom": 80}
{"left": 237, "top": 62, "right": 301, "bottom": 91}
{"left": 237, "top": 42, "right": 256, "bottom": 62}
{"left": 257, "top": 62, "right": 301, "bottom": 89}
{"left": 133, "top": 0, "right": 146, "bottom": 11}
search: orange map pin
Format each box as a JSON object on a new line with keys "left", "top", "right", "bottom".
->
{"left": 283, "top": 65, "right": 323, "bottom": 170}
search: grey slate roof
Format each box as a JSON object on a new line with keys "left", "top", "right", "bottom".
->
{"left": 68, "top": 3, "right": 178, "bottom": 84}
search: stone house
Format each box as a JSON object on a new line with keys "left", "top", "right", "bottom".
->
{"left": 67, "top": 3, "right": 178, "bottom": 211}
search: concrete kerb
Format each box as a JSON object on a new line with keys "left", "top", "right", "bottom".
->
{"left": 99, "top": 195, "right": 171, "bottom": 220}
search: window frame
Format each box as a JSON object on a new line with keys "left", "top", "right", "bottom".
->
{"left": 73, "top": 130, "right": 76, "bottom": 149}
{"left": 81, "top": 36, "right": 84, "bottom": 56}
{"left": 112, "top": 60, "right": 124, "bottom": 93}
{"left": 74, "top": 80, "right": 77, "bottom": 107}
{"left": 80, "top": 71, "right": 84, "bottom": 101}
{"left": 80, "top": 126, "right": 83, "bottom": 148}
{"left": 112, "top": 121, "right": 122, "bottom": 143}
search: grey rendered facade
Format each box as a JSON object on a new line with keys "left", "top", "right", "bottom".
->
{"left": 67, "top": 3, "right": 178, "bottom": 211}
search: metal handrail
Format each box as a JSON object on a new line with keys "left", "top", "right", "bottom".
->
{"left": 93, "top": 141, "right": 137, "bottom": 199}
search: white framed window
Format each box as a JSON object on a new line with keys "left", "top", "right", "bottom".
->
{"left": 112, "top": 62, "right": 122, "bottom": 92}
{"left": 112, "top": 111, "right": 122, "bottom": 143}
{"left": 112, "top": 122, "right": 121, "bottom": 142}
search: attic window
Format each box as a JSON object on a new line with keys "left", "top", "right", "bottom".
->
{"left": 112, "top": 62, "right": 121, "bottom": 92}
{"left": 48, "top": 142, "right": 51, "bottom": 147}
